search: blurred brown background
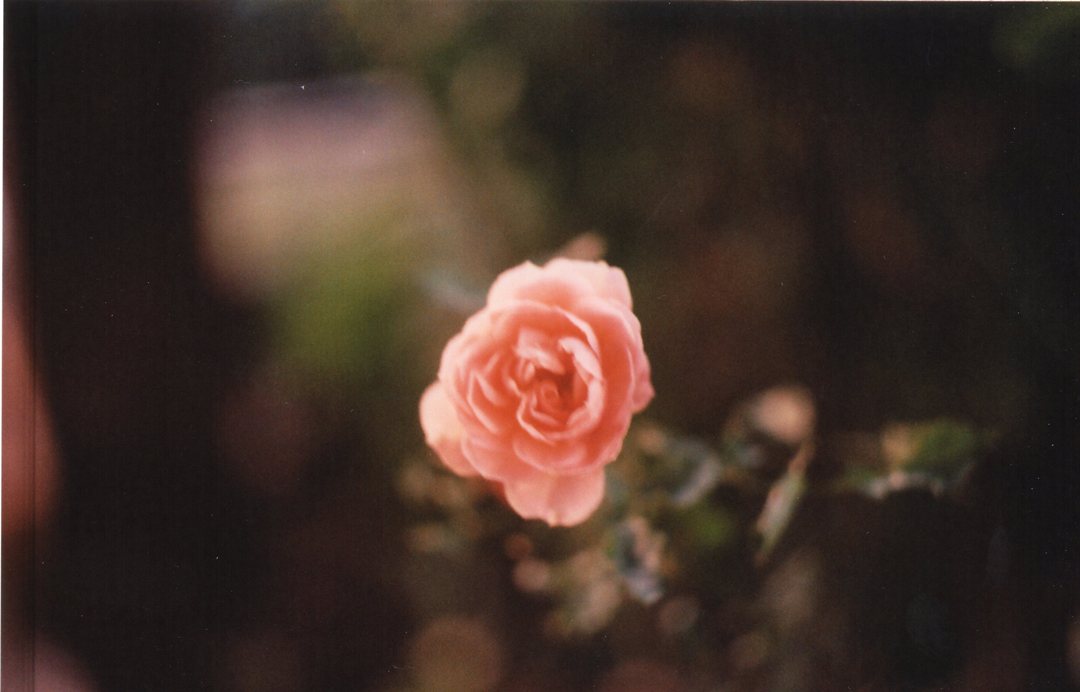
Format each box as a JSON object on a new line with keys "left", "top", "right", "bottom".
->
{"left": 4, "top": 3, "right": 1079, "bottom": 692}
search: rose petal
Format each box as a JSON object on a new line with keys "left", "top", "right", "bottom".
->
{"left": 438, "top": 313, "right": 498, "bottom": 400}
{"left": 514, "top": 327, "right": 566, "bottom": 375}
{"left": 487, "top": 262, "right": 583, "bottom": 311}
{"left": 512, "top": 432, "right": 591, "bottom": 473}
{"left": 467, "top": 373, "right": 513, "bottom": 435}
{"left": 502, "top": 466, "right": 607, "bottom": 527}
{"left": 630, "top": 347, "right": 654, "bottom": 413}
{"left": 516, "top": 392, "right": 562, "bottom": 440}
{"left": 460, "top": 434, "right": 521, "bottom": 483}
{"left": 572, "top": 296, "right": 652, "bottom": 416}
{"left": 576, "top": 323, "right": 635, "bottom": 422}
{"left": 544, "top": 258, "right": 633, "bottom": 309}
{"left": 487, "top": 259, "right": 633, "bottom": 313}
{"left": 488, "top": 258, "right": 633, "bottom": 310}
{"left": 558, "top": 335, "right": 602, "bottom": 381}
{"left": 419, "top": 382, "right": 478, "bottom": 477}
{"left": 562, "top": 310, "right": 602, "bottom": 354}
{"left": 562, "top": 376, "right": 606, "bottom": 433}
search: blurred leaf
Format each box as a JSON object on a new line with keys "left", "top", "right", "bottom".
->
{"left": 666, "top": 443, "right": 725, "bottom": 508}
{"left": 269, "top": 215, "right": 416, "bottom": 388}
{"left": 882, "top": 419, "right": 983, "bottom": 479}
{"left": 755, "top": 468, "right": 806, "bottom": 562}
{"left": 608, "top": 518, "right": 666, "bottom": 606}
{"left": 677, "top": 503, "right": 735, "bottom": 552}
{"left": 834, "top": 466, "right": 881, "bottom": 492}
{"left": 624, "top": 423, "right": 736, "bottom": 507}
{"left": 996, "top": 5, "right": 1080, "bottom": 82}
{"left": 836, "top": 420, "right": 988, "bottom": 500}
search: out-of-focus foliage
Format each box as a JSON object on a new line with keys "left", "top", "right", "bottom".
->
{"left": 397, "top": 380, "right": 997, "bottom": 692}
{"left": 269, "top": 222, "right": 413, "bottom": 386}
{"left": 996, "top": 4, "right": 1080, "bottom": 84}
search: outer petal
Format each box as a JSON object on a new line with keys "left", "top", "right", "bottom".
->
{"left": 485, "top": 263, "right": 590, "bottom": 312}
{"left": 486, "top": 261, "right": 539, "bottom": 304}
{"left": 544, "top": 258, "right": 633, "bottom": 309}
{"left": 419, "top": 382, "right": 478, "bottom": 477}
{"left": 438, "top": 311, "right": 498, "bottom": 397}
{"left": 460, "top": 434, "right": 524, "bottom": 483}
{"left": 572, "top": 295, "right": 653, "bottom": 416}
{"left": 486, "top": 259, "right": 634, "bottom": 312}
{"left": 573, "top": 300, "right": 642, "bottom": 415}
{"left": 502, "top": 466, "right": 607, "bottom": 527}
{"left": 630, "top": 349, "right": 654, "bottom": 412}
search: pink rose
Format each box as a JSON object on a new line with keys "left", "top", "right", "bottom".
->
{"left": 420, "top": 259, "right": 654, "bottom": 526}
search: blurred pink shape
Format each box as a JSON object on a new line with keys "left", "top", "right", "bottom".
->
{"left": 3, "top": 187, "right": 95, "bottom": 692}
{"left": 409, "top": 617, "right": 505, "bottom": 692}
{"left": 2, "top": 638, "right": 97, "bottom": 692}
{"left": 2, "top": 304, "right": 58, "bottom": 537}
{"left": 196, "top": 75, "right": 474, "bottom": 300}
{"left": 599, "top": 659, "right": 685, "bottom": 692}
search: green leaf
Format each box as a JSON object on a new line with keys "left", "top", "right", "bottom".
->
{"left": 883, "top": 419, "right": 983, "bottom": 481}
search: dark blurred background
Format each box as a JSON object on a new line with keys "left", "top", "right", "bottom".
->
{"left": 4, "top": 3, "right": 1079, "bottom": 692}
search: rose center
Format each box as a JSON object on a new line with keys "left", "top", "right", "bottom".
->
{"left": 516, "top": 356, "right": 583, "bottom": 411}
{"left": 512, "top": 329, "right": 590, "bottom": 425}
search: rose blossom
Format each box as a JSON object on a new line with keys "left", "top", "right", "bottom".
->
{"left": 420, "top": 258, "right": 654, "bottom": 526}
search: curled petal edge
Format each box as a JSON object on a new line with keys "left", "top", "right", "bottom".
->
{"left": 502, "top": 465, "right": 607, "bottom": 527}
{"left": 419, "top": 382, "right": 479, "bottom": 477}
{"left": 487, "top": 259, "right": 633, "bottom": 311}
